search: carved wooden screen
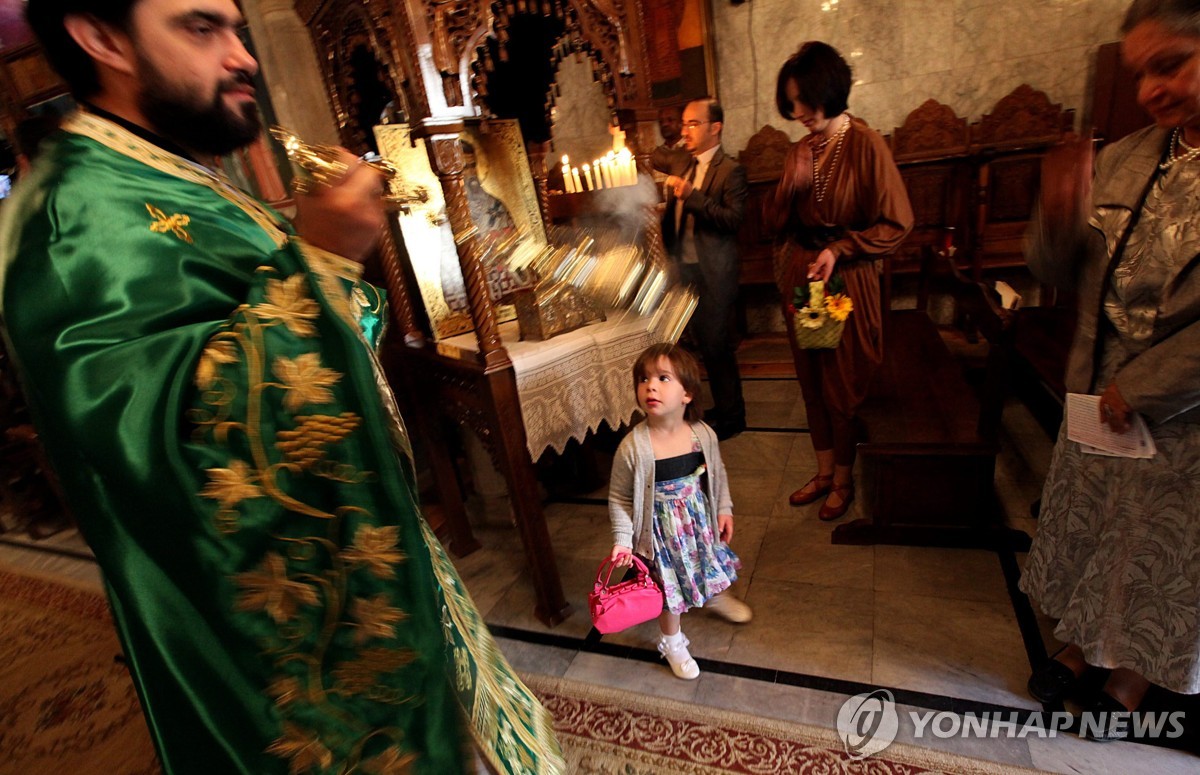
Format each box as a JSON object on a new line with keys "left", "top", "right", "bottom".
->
{"left": 970, "top": 85, "right": 1074, "bottom": 276}
{"left": 889, "top": 99, "right": 972, "bottom": 273}
{"left": 736, "top": 125, "right": 793, "bottom": 286}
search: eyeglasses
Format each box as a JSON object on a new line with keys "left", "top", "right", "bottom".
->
{"left": 681, "top": 120, "right": 711, "bottom": 130}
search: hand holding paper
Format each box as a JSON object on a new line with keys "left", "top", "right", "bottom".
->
{"left": 1066, "top": 392, "right": 1156, "bottom": 459}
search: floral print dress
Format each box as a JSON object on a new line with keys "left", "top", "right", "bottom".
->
{"left": 1019, "top": 163, "right": 1200, "bottom": 694}
{"left": 651, "top": 435, "right": 741, "bottom": 615}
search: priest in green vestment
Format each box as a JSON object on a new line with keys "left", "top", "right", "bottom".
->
{"left": 0, "top": 2, "right": 563, "bottom": 773}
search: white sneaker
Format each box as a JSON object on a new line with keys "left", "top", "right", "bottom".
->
{"left": 657, "top": 634, "right": 700, "bottom": 680}
{"left": 706, "top": 592, "right": 753, "bottom": 623}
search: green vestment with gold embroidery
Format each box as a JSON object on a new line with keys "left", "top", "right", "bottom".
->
{"left": 0, "top": 112, "right": 563, "bottom": 775}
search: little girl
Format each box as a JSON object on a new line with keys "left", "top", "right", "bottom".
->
{"left": 609, "top": 343, "right": 752, "bottom": 680}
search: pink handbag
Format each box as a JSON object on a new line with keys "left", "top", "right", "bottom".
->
{"left": 589, "top": 554, "right": 663, "bottom": 634}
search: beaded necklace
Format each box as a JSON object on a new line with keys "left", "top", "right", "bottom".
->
{"left": 1159, "top": 127, "right": 1200, "bottom": 171}
{"left": 811, "top": 114, "right": 851, "bottom": 202}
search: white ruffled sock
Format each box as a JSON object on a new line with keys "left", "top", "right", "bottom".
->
{"left": 658, "top": 629, "right": 699, "bottom": 680}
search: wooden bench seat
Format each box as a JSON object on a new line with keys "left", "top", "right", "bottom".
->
{"left": 832, "top": 253, "right": 1028, "bottom": 549}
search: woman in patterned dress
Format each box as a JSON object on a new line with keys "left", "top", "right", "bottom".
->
{"left": 1020, "top": 0, "right": 1200, "bottom": 740}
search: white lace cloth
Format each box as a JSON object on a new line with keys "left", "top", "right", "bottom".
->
{"left": 441, "top": 315, "right": 661, "bottom": 458}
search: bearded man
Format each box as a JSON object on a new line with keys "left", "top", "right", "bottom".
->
{"left": 1, "top": 2, "right": 563, "bottom": 773}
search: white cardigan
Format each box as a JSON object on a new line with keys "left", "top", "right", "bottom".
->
{"left": 608, "top": 421, "right": 735, "bottom": 557}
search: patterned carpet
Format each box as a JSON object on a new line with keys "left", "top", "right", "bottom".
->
{"left": 1, "top": 569, "right": 1039, "bottom": 774}
{"left": 0, "top": 569, "right": 159, "bottom": 774}
{"left": 523, "top": 674, "right": 1041, "bottom": 774}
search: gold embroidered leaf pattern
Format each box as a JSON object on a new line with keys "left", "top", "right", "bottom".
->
{"left": 195, "top": 338, "right": 239, "bottom": 390}
{"left": 266, "top": 722, "right": 333, "bottom": 775}
{"left": 454, "top": 646, "right": 472, "bottom": 691}
{"left": 273, "top": 353, "right": 341, "bottom": 412}
{"left": 332, "top": 646, "right": 417, "bottom": 695}
{"left": 341, "top": 525, "right": 406, "bottom": 579}
{"left": 146, "top": 203, "right": 193, "bottom": 243}
{"left": 350, "top": 594, "right": 408, "bottom": 644}
{"left": 256, "top": 275, "right": 321, "bottom": 337}
{"left": 234, "top": 553, "right": 320, "bottom": 624}
{"left": 267, "top": 675, "right": 304, "bottom": 708}
{"left": 275, "top": 412, "right": 360, "bottom": 470}
{"left": 200, "top": 459, "right": 262, "bottom": 508}
{"left": 361, "top": 745, "right": 417, "bottom": 774}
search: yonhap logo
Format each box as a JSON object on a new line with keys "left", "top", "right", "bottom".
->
{"left": 836, "top": 689, "right": 899, "bottom": 759}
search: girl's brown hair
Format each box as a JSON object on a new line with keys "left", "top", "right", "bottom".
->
{"left": 632, "top": 343, "right": 703, "bottom": 423}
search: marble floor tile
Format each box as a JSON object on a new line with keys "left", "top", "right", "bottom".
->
{"left": 0, "top": 543, "right": 103, "bottom": 590}
{"left": 564, "top": 650, "right": 702, "bottom": 703}
{"left": 726, "top": 468, "right": 787, "bottom": 518}
{"left": 745, "top": 400, "right": 803, "bottom": 430}
{"left": 481, "top": 549, "right": 600, "bottom": 640}
{"left": 742, "top": 379, "right": 800, "bottom": 404}
{"left": 874, "top": 546, "right": 1010, "bottom": 603}
{"left": 873, "top": 591, "right": 1040, "bottom": 710}
{"left": 782, "top": 436, "right": 820, "bottom": 472}
{"left": 495, "top": 636, "right": 575, "bottom": 678}
{"left": 724, "top": 512, "right": 768, "bottom": 580}
{"left": 452, "top": 544, "right": 524, "bottom": 620}
{"left": 720, "top": 431, "right": 798, "bottom": 471}
{"left": 543, "top": 502, "right": 613, "bottom": 562}
{"left": 600, "top": 604, "right": 743, "bottom": 664}
{"left": 889, "top": 702, "right": 1037, "bottom": 769}
{"left": 754, "top": 513, "right": 875, "bottom": 590}
{"left": 692, "top": 671, "right": 847, "bottom": 729}
{"left": 0, "top": 526, "right": 92, "bottom": 555}
{"left": 724, "top": 579, "right": 875, "bottom": 683}
{"left": 1027, "top": 730, "right": 1200, "bottom": 774}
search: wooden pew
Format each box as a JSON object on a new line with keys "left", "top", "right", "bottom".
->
{"left": 736, "top": 124, "right": 794, "bottom": 288}
{"left": 969, "top": 85, "right": 1074, "bottom": 279}
{"left": 888, "top": 99, "right": 973, "bottom": 277}
{"left": 833, "top": 250, "right": 1028, "bottom": 549}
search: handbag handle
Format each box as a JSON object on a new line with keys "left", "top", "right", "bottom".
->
{"left": 595, "top": 554, "right": 651, "bottom": 589}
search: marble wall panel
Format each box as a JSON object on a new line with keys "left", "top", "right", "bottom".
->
{"left": 1058, "top": 0, "right": 1128, "bottom": 50}
{"left": 713, "top": 0, "right": 1126, "bottom": 155}
{"left": 900, "top": 0, "right": 955, "bottom": 76}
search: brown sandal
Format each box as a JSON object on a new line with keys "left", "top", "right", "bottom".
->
{"left": 818, "top": 483, "right": 855, "bottom": 521}
{"left": 789, "top": 474, "right": 833, "bottom": 506}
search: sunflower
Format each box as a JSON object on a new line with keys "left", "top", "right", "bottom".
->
{"left": 825, "top": 294, "right": 854, "bottom": 322}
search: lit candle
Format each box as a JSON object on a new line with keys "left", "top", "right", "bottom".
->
{"left": 561, "top": 155, "right": 575, "bottom": 193}
{"left": 624, "top": 151, "right": 643, "bottom": 188}
{"left": 598, "top": 159, "right": 612, "bottom": 189}
{"left": 617, "top": 149, "right": 634, "bottom": 186}
{"left": 582, "top": 163, "right": 595, "bottom": 191}
{"left": 571, "top": 168, "right": 583, "bottom": 193}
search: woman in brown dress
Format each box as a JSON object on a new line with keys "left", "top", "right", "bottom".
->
{"left": 767, "top": 42, "right": 913, "bottom": 520}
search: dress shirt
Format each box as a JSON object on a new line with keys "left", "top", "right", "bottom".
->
{"left": 677, "top": 144, "right": 720, "bottom": 264}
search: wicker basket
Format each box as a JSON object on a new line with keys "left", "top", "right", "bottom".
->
{"left": 791, "top": 312, "right": 846, "bottom": 349}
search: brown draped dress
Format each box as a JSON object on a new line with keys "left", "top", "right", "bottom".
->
{"left": 770, "top": 116, "right": 913, "bottom": 460}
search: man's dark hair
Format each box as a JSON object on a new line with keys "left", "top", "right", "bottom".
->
{"left": 775, "top": 41, "right": 852, "bottom": 120}
{"left": 691, "top": 97, "right": 724, "bottom": 126}
{"left": 26, "top": 1, "right": 140, "bottom": 99}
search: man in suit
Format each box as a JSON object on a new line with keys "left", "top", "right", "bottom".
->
{"left": 653, "top": 98, "right": 748, "bottom": 440}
